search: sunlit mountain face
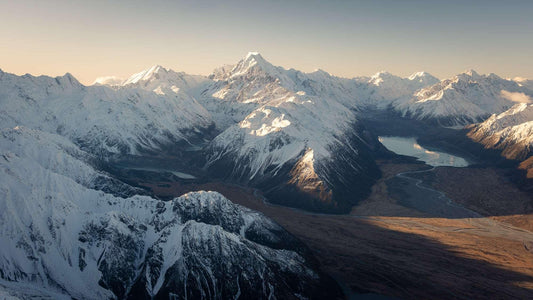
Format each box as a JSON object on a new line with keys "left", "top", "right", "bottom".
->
{"left": 1, "top": 1, "right": 533, "bottom": 298}
{"left": 1, "top": 52, "right": 532, "bottom": 299}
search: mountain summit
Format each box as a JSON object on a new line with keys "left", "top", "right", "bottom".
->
{"left": 1, "top": 53, "right": 533, "bottom": 299}
{"left": 224, "top": 52, "right": 282, "bottom": 80}
{"left": 395, "top": 69, "right": 533, "bottom": 125}
{"left": 122, "top": 64, "right": 169, "bottom": 85}
{"left": 121, "top": 64, "right": 209, "bottom": 94}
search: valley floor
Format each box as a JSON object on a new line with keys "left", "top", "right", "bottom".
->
{"left": 135, "top": 160, "right": 533, "bottom": 299}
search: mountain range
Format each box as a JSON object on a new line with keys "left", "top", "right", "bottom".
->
{"left": 1, "top": 52, "right": 532, "bottom": 298}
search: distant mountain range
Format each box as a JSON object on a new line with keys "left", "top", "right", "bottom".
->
{"left": 2, "top": 53, "right": 532, "bottom": 209}
{"left": 0, "top": 127, "right": 333, "bottom": 299}
{"left": 468, "top": 103, "right": 533, "bottom": 178}
{"left": 0, "top": 53, "right": 532, "bottom": 298}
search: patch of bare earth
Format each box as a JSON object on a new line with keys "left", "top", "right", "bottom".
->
{"left": 136, "top": 159, "right": 533, "bottom": 299}
{"left": 520, "top": 157, "right": 533, "bottom": 179}
{"left": 406, "top": 166, "right": 533, "bottom": 218}
{"left": 350, "top": 160, "right": 429, "bottom": 217}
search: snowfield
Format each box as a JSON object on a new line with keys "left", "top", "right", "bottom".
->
{"left": 1, "top": 52, "right": 532, "bottom": 298}
{"left": 468, "top": 103, "right": 533, "bottom": 160}
{"left": 0, "top": 127, "right": 325, "bottom": 299}
{"left": 0, "top": 69, "right": 213, "bottom": 156}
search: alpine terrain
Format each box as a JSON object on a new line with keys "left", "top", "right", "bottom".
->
{"left": 1, "top": 52, "right": 532, "bottom": 299}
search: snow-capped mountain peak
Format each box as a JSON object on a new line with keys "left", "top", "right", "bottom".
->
{"left": 119, "top": 65, "right": 209, "bottom": 95}
{"left": 122, "top": 64, "right": 169, "bottom": 85}
{"left": 311, "top": 68, "right": 331, "bottom": 77}
{"left": 464, "top": 69, "right": 479, "bottom": 76}
{"left": 456, "top": 69, "right": 483, "bottom": 81}
{"left": 393, "top": 69, "right": 533, "bottom": 125}
{"left": 493, "top": 103, "right": 533, "bottom": 124}
{"left": 408, "top": 71, "right": 439, "bottom": 83}
{"left": 468, "top": 103, "right": 533, "bottom": 160}
{"left": 92, "top": 65, "right": 174, "bottom": 87}
{"left": 369, "top": 71, "right": 438, "bottom": 86}
{"left": 512, "top": 77, "right": 533, "bottom": 91}
{"left": 57, "top": 72, "right": 82, "bottom": 87}
{"left": 365, "top": 71, "right": 439, "bottom": 103}
{"left": 229, "top": 52, "right": 279, "bottom": 78}
{"left": 369, "top": 71, "right": 394, "bottom": 86}
{"left": 0, "top": 69, "right": 213, "bottom": 155}
{"left": 0, "top": 125, "right": 331, "bottom": 299}
{"left": 245, "top": 51, "right": 263, "bottom": 60}
{"left": 408, "top": 71, "right": 426, "bottom": 80}
{"left": 241, "top": 52, "right": 268, "bottom": 68}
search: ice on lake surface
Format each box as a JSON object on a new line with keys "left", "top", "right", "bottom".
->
{"left": 378, "top": 136, "right": 469, "bottom": 167}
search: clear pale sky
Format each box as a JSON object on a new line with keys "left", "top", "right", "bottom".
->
{"left": 1, "top": 0, "right": 532, "bottom": 84}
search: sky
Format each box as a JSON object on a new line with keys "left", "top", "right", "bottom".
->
{"left": 1, "top": 0, "right": 532, "bottom": 84}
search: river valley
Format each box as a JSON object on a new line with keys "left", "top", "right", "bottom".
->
{"left": 378, "top": 136, "right": 480, "bottom": 219}
{"left": 107, "top": 135, "right": 533, "bottom": 299}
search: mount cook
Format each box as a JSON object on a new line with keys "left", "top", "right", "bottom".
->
{"left": 1, "top": 52, "right": 532, "bottom": 298}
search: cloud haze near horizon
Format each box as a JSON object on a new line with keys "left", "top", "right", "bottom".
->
{"left": 501, "top": 90, "right": 532, "bottom": 104}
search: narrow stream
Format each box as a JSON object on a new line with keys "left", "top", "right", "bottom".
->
{"left": 379, "top": 136, "right": 481, "bottom": 218}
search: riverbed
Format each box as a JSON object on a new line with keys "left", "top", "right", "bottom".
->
{"left": 379, "top": 136, "right": 480, "bottom": 218}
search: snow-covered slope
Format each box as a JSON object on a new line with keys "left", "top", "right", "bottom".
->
{"left": 468, "top": 103, "right": 533, "bottom": 160}
{"left": 199, "top": 52, "right": 296, "bottom": 129}
{"left": 92, "top": 76, "right": 124, "bottom": 86}
{"left": 121, "top": 65, "right": 209, "bottom": 94}
{"left": 0, "top": 70, "right": 214, "bottom": 156}
{"left": 202, "top": 53, "right": 382, "bottom": 213}
{"left": 393, "top": 70, "right": 533, "bottom": 125}
{"left": 365, "top": 71, "right": 439, "bottom": 106}
{"left": 84, "top": 54, "right": 382, "bottom": 212}
{"left": 0, "top": 126, "right": 335, "bottom": 299}
{"left": 513, "top": 77, "right": 533, "bottom": 91}
{"left": 200, "top": 53, "right": 370, "bottom": 129}
{"left": 7, "top": 54, "right": 533, "bottom": 298}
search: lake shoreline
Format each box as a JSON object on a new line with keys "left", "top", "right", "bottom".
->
{"left": 378, "top": 136, "right": 470, "bottom": 168}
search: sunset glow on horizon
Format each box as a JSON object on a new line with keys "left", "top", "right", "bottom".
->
{"left": 1, "top": 0, "right": 532, "bottom": 84}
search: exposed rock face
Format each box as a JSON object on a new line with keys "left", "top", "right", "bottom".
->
{"left": 468, "top": 103, "right": 533, "bottom": 160}
{"left": 2, "top": 53, "right": 533, "bottom": 298}
{"left": 200, "top": 53, "right": 383, "bottom": 213}
{"left": 365, "top": 71, "right": 440, "bottom": 105}
{"left": 0, "top": 127, "right": 339, "bottom": 299}
{"left": 393, "top": 71, "right": 533, "bottom": 126}
{"left": 5, "top": 56, "right": 529, "bottom": 215}
{"left": 288, "top": 149, "right": 333, "bottom": 201}
{"left": 0, "top": 70, "right": 214, "bottom": 156}
{"left": 519, "top": 157, "right": 533, "bottom": 178}
{"left": 468, "top": 103, "right": 533, "bottom": 179}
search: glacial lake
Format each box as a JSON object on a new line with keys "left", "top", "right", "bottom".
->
{"left": 378, "top": 136, "right": 469, "bottom": 167}
{"left": 118, "top": 166, "right": 197, "bottom": 179}
{"left": 379, "top": 136, "right": 479, "bottom": 218}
